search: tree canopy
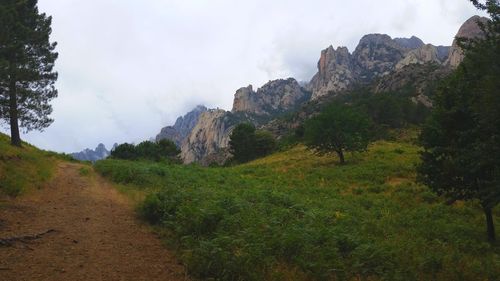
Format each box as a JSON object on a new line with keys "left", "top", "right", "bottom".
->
{"left": 229, "top": 123, "right": 276, "bottom": 163}
{"left": 0, "top": 0, "right": 58, "bottom": 146}
{"left": 418, "top": 0, "right": 500, "bottom": 242}
{"left": 111, "top": 140, "right": 180, "bottom": 162}
{"left": 304, "top": 103, "right": 372, "bottom": 164}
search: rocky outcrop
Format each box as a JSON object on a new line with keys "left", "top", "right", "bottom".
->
{"left": 308, "top": 35, "right": 428, "bottom": 99}
{"left": 181, "top": 109, "right": 235, "bottom": 164}
{"left": 71, "top": 143, "right": 111, "bottom": 162}
{"left": 156, "top": 105, "right": 207, "bottom": 147}
{"left": 353, "top": 34, "right": 410, "bottom": 81}
{"left": 395, "top": 44, "right": 443, "bottom": 70}
{"left": 307, "top": 46, "right": 356, "bottom": 99}
{"left": 232, "top": 78, "right": 309, "bottom": 115}
{"left": 394, "top": 36, "right": 425, "bottom": 49}
{"left": 445, "top": 15, "right": 488, "bottom": 68}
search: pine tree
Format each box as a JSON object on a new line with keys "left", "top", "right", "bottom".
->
{"left": 0, "top": 0, "right": 58, "bottom": 147}
{"left": 418, "top": 0, "right": 500, "bottom": 242}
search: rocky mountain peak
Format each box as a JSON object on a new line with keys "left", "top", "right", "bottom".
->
{"left": 353, "top": 33, "right": 408, "bottom": 81}
{"left": 71, "top": 143, "right": 110, "bottom": 162}
{"left": 393, "top": 36, "right": 425, "bottom": 50}
{"left": 156, "top": 105, "right": 208, "bottom": 147}
{"left": 308, "top": 45, "right": 356, "bottom": 99}
{"left": 232, "top": 78, "right": 308, "bottom": 115}
{"left": 445, "top": 15, "right": 489, "bottom": 68}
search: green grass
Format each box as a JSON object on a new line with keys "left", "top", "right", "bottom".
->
{"left": 0, "top": 133, "right": 58, "bottom": 196}
{"left": 95, "top": 140, "right": 500, "bottom": 281}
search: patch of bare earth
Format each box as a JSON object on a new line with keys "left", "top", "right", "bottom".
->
{"left": 0, "top": 162, "right": 188, "bottom": 281}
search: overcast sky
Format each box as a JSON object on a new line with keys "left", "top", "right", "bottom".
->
{"left": 1, "top": 0, "right": 486, "bottom": 153}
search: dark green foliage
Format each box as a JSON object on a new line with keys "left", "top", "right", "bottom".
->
{"left": 304, "top": 103, "right": 372, "bottom": 164}
{"left": 110, "top": 143, "right": 137, "bottom": 160}
{"left": 0, "top": 0, "right": 58, "bottom": 146}
{"left": 418, "top": 1, "right": 500, "bottom": 242}
{"left": 229, "top": 123, "right": 256, "bottom": 163}
{"left": 229, "top": 123, "right": 276, "bottom": 163}
{"left": 110, "top": 140, "right": 180, "bottom": 162}
{"left": 96, "top": 141, "right": 500, "bottom": 281}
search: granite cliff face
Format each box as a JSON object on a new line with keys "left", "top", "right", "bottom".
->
{"left": 71, "top": 143, "right": 111, "bottom": 162}
{"left": 159, "top": 15, "right": 487, "bottom": 165}
{"left": 308, "top": 34, "right": 422, "bottom": 99}
{"left": 181, "top": 109, "right": 234, "bottom": 164}
{"left": 353, "top": 34, "right": 410, "bottom": 81}
{"left": 445, "top": 15, "right": 488, "bottom": 68}
{"left": 307, "top": 46, "right": 356, "bottom": 99}
{"left": 307, "top": 16, "right": 487, "bottom": 101}
{"left": 395, "top": 44, "right": 444, "bottom": 70}
{"left": 156, "top": 105, "right": 207, "bottom": 147}
{"left": 232, "top": 78, "right": 309, "bottom": 115}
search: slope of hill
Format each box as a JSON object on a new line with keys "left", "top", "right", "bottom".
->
{"left": 0, "top": 133, "right": 58, "bottom": 196}
{"left": 95, "top": 133, "right": 500, "bottom": 281}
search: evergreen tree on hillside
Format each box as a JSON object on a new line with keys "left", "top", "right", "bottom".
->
{"left": 229, "top": 123, "right": 277, "bottom": 163}
{"left": 0, "top": 0, "right": 58, "bottom": 147}
{"left": 418, "top": 0, "right": 500, "bottom": 242}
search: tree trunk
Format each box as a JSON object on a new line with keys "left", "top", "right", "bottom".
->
{"left": 483, "top": 207, "right": 496, "bottom": 243}
{"left": 8, "top": 75, "right": 21, "bottom": 147}
{"left": 337, "top": 149, "right": 345, "bottom": 164}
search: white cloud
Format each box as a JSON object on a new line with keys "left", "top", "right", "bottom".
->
{"left": 2, "top": 0, "right": 485, "bottom": 152}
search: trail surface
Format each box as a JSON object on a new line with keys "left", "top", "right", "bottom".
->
{"left": 0, "top": 162, "right": 187, "bottom": 281}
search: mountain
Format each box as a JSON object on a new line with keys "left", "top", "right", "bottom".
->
{"left": 155, "top": 105, "right": 207, "bottom": 147}
{"left": 154, "top": 15, "right": 488, "bottom": 165}
{"left": 71, "top": 143, "right": 111, "bottom": 162}
{"left": 232, "top": 78, "right": 310, "bottom": 116}
{"left": 445, "top": 15, "right": 488, "bottom": 67}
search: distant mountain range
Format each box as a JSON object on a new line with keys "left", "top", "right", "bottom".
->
{"left": 71, "top": 143, "right": 115, "bottom": 162}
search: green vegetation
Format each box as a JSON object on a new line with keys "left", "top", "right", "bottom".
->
{"left": 95, "top": 137, "right": 500, "bottom": 281}
{"left": 0, "top": 133, "right": 57, "bottom": 196}
{"left": 111, "top": 139, "right": 180, "bottom": 162}
{"left": 0, "top": 0, "right": 58, "bottom": 147}
{"left": 418, "top": 1, "right": 500, "bottom": 242}
{"left": 229, "top": 123, "right": 277, "bottom": 164}
{"left": 304, "top": 103, "right": 372, "bottom": 164}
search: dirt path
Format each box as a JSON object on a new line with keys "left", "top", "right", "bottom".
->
{"left": 0, "top": 162, "right": 188, "bottom": 281}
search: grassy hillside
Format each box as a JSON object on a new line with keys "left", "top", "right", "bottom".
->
{"left": 95, "top": 139, "right": 500, "bottom": 281}
{"left": 0, "top": 133, "right": 59, "bottom": 196}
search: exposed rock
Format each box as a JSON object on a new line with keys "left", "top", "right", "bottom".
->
{"left": 156, "top": 105, "right": 207, "bottom": 147}
{"left": 393, "top": 36, "right": 425, "bottom": 49}
{"left": 307, "top": 46, "right": 357, "bottom": 99}
{"left": 436, "top": 46, "right": 450, "bottom": 61}
{"left": 232, "top": 78, "right": 309, "bottom": 115}
{"left": 374, "top": 63, "right": 451, "bottom": 105}
{"left": 181, "top": 109, "right": 235, "bottom": 164}
{"left": 445, "top": 15, "right": 488, "bottom": 68}
{"left": 71, "top": 143, "right": 110, "bottom": 162}
{"left": 396, "top": 44, "right": 442, "bottom": 70}
{"left": 353, "top": 34, "right": 409, "bottom": 81}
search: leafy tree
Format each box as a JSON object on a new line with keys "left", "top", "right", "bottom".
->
{"left": 229, "top": 123, "right": 257, "bottom": 163}
{"left": 110, "top": 143, "right": 137, "bottom": 160}
{"left": 418, "top": 0, "right": 499, "bottom": 242}
{"left": 110, "top": 140, "right": 180, "bottom": 162}
{"left": 0, "top": 0, "right": 58, "bottom": 147}
{"left": 254, "top": 130, "right": 277, "bottom": 158}
{"left": 229, "top": 123, "right": 277, "bottom": 163}
{"left": 304, "top": 103, "right": 372, "bottom": 164}
{"left": 157, "top": 139, "right": 181, "bottom": 159}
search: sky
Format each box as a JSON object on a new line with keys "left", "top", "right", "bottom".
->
{"left": 0, "top": 0, "right": 486, "bottom": 153}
